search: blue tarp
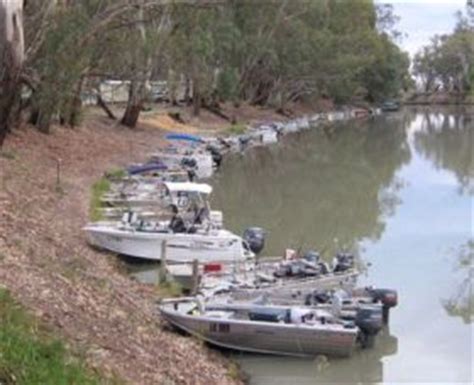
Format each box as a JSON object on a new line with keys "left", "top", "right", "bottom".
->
{"left": 165, "top": 133, "right": 204, "bottom": 143}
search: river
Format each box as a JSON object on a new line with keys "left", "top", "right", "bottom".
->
{"left": 210, "top": 107, "right": 473, "bottom": 385}
{"left": 128, "top": 107, "right": 473, "bottom": 384}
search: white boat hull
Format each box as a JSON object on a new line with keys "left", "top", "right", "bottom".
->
{"left": 84, "top": 225, "right": 250, "bottom": 262}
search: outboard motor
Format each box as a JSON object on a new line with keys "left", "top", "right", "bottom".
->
{"left": 333, "top": 252, "right": 355, "bottom": 273}
{"left": 187, "top": 169, "right": 196, "bottom": 182}
{"left": 355, "top": 305, "right": 383, "bottom": 349}
{"left": 318, "top": 261, "right": 331, "bottom": 275}
{"left": 304, "top": 290, "right": 331, "bottom": 306}
{"left": 243, "top": 227, "right": 266, "bottom": 255}
{"left": 181, "top": 157, "right": 197, "bottom": 169}
{"left": 367, "top": 288, "right": 398, "bottom": 324}
{"left": 303, "top": 250, "right": 320, "bottom": 264}
{"left": 270, "top": 123, "right": 284, "bottom": 136}
{"left": 238, "top": 135, "right": 252, "bottom": 150}
{"left": 207, "top": 145, "right": 223, "bottom": 168}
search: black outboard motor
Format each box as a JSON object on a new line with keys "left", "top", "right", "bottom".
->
{"left": 304, "top": 290, "right": 331, "bottom": 306}
{"left": 187, "top": 169, "right": 196, "bottom": 182}
{"left": 355, "top": 305, "right": 383, "bottom": 349}
{"left": 367, "top": 288, "right": 398, "bottom": 324}
{"left": 243, "top": 227, "right": 266, "bottom": 255}
{"left": 181, "top": 157, "right": 197, "bottom": 169}
{"left": 207, "top": 145, "right": 223, "bottom": 168}
{"left": 333, "top": 252, "right": 355, "bottom": 273}
{"left": 303, "top": 250, "right": 320, "bottom": 264}
{"left": 239, "top": 135, "right": 252, "bottom": 151}
{"left": 270, "top": 123, "right": 284, "bottom": 137}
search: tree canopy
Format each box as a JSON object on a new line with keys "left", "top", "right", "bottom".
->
{"left": 1, "top": 0, "right": 411, "bottom": 143}
{"left": 413, "top": 3, "right": 474, "bottom": 93}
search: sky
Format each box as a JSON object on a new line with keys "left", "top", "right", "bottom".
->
{"left": 376, "top": 0, "right": 467, "bottom": 57}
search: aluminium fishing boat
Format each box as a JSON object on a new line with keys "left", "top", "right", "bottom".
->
{"left": 159, "top": 298, "right": 383, "bottom": 357}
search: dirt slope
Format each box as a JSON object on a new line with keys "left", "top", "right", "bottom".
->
{"left": 0, "top": 117, "right": 240, "bottom": 385}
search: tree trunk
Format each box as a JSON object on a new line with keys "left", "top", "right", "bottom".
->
{"left": 119, "top": 0, "right": 154, "bottom": 129}
{"left": 97, "top": 94, "right": 117, "bottom": 120}
{"left": 36, "top": 109, "right": 53, "bottom": 134}
{"left": 184, "top": 76, "right": 191, "bottom": 105}
{"left": 192, "top": 77, "right": 201, "bottom": 116}
{"left": 168, "top": 69, "right": 178, "bottom": 106}
{"left": 0, "top": 0, "right": 25, "bottom": 147}
{"left": 121, "top": 80, "right": 144, "bottom": 128}
{"left": 67, "top": 76, "right": 85, "bottom": 127}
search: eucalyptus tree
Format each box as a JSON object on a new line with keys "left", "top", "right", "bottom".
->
{"left": 413, "top": 3, "right": 474, "bottom": 94}
{"left": 0, "top": 0, "right": 25, "bottom": 147}
{"left": 121, "top": 1, "right": 172, "bottom": 127}
{"left": 0, "top": 0, "right": 413, "bottom": 140}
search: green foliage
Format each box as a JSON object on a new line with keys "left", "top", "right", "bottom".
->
{"left": 104, "top": 168, "right": 127, "bottom": 180}
{"left": 0, "top": 289, "right": 116, "bottom": 385}
{"left": 226, "top": 361, "right": 243, "bottom": 381}
{"left": 162, "top": 0, "right": 410, "bottom": 106}
{"left": 227, "top": 123, "right": 247, "bottom": 135}
{"left": 90, "top": 178, "right": 111, "bottom": 221}
{"left": 26, "top": 2, "right": 102, "bottom": 131}
{"left": 216, "top": 68, "right": 240, "bottom": 102}
{"left": 19, "top": 0, "right": 411, "bottom": 133}
{"left": 156, "top": 280, "right": 183, "bottom": 298}
{"left": 413, "top": 5, "right": 474, "bottom": 93}
{"left": 0, "top": 150, "right": 16, "bottom": 160}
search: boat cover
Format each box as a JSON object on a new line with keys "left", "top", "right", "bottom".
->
{"left": 127, "top": 162, "right": 168, "bottom": 175}
{"left": 165, "top": 133, "right": 204, "bottom": 143}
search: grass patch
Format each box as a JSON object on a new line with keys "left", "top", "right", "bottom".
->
{"left": 0, "top": 289, "right": 119, "bottom": 385}
{"left": 156, "top": 280, "right": 183, "bottom": 298}
{"left": 226, "top": 123, "right": 247, "bottom": 135}
{"left": 227, "top": 360, "right": 248, "bottom": 382}
{"left": 227, "top": 362, "right": 240, "bottom": 380}
{"left": 0, "top": 150, "right": 16, "bottom": 160}
{"left": 104, "top": 168, "right": 126, "bottom": 181}
{"left": 90, "top": 178, "right": 111, "bottom": 222}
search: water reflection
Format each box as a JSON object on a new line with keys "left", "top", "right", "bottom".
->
{"left": 123, "top": 108, "right": 472, "bottom": 382}
{"left": 413, "top": 108, "right": 474, "bottom": 195}
{"left": 212, "top": 114, "right": 413, "bottom": 257}
{"left": 236, "top": 328, "right": 398, "bottom": 385}
{"left": 442, "top": 240, "right": 474, "bottom": 324}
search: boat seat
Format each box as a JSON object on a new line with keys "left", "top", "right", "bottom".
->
{"left": 205, "top": 311, "right": 234, "bottom": 319}
{"left": 121, "top": 211, "right": 138, "bottom": 224}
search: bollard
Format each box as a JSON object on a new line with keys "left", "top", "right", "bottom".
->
{"left": 159, "top": 240, "right": 167, "bottom": 284}
{"left": 191, "top": 259, "right": 199, "bottom": 296}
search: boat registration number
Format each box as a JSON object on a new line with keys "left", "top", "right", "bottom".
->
{"left": 209, "top": 323, "right": 230, "bottom": 333}
{"left": 107, "top": 235, "right": 122, "bottom": 243}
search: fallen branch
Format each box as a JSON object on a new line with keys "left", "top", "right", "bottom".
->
{"left": 97, "top": 95, "right": 117, "bottom": 120}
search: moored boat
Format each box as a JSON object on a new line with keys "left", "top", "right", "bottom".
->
{"left": 166, "top": 251, "right": 361, "bottom": 296}
{"left": 159, "top": 298, "right": 383, "bottom": 357}
{"left": 381, "top": 101, "right": 400, "bottom": 112}
{"left": 83, "top": 219, "right": 252, "bottom": 262}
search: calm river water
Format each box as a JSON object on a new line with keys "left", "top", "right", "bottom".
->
{"left": 210, "top": 107, "right": 473, "bottom": 385}
{"left": 128, "top": 107, "right": 473, "bottom": 384}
